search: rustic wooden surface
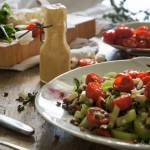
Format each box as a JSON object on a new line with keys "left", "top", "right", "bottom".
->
{"left": 0, "top": 44, "right": 131, "bottom": 150}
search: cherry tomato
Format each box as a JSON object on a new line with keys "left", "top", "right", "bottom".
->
{"left": 122, "top": 37, "right": 138, "bottom": 48}
{"left": 144, "top": 81, "right": 150, "bottom": 99}
{"left": 25, "top": 23, "right": 40, "bottom": 37}
{"left": 115, "top": 38, "right": 123, "bottom": 46}
{"left": 111, "top": 94, "right": 132, "bottom": 111}
{"left": 86, "top": 82, "right": 105, "bottom": 101}
{"left": 115, "top": 25, "right": 134, "bottom": 39}
{"left": 124, "top": 70, "right": 140, "bottom": 78}
{"left": 86, "top": 72, "right": 104, "bottom": 85}
{"left": 94, "top": 128, "right": 112, "bottom": 137}
{"left": 135, "top": 26, "right": 149, "bottom": 33}
{"left": 113, "top": 73, "right": 134, "bottom": 92}
{"left": 138, "top": 40, "right": 148, "bottom": 48}
{"left": 86, "top": 107, "right": 109, "bottom": 126}
{"left": 79, "top": 58, "right": 95, "bottom": 67}
{"left": 137, "top": 71, "right": 150, "bottom": 79}
{"left": 136, "top": 30, "right": 150, "bottom": 41}
{"left": 142, "top": 76, "right": 150, "bottom": 85}
{"left": 102, "top": 30, "right": 116, "bottom": 44}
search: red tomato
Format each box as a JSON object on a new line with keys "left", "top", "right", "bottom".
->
{"left": 86, "top": 107, "right": 109, "bottom": 126}
{"left": 25, "top": 23, "right": 40, "bottom": 37}
{"left": 115, "top": 26, "right": 134, "bottom": 39}
{"left": 144, "top": 81, "right": 150, "bottom": 99}
{"left": 86, "top": 82, "right": 105, "bottom": 101}
{"left": 142, "top": 76, "right": 150, "bottom": 85}
{"left": 113, "top": 73, "right": 134, "bottom": 92}
{"left": 122, "top": 37, "right": 138, "bottom": 48}
{"left": 136, "top": 30, "right": 150, "bottom": 41}
{"left": 102, "top": 30, "right": 116, "bottom": 44}
{"left": 137, "top": 71, "right": 150, "bottom": 79}
{"left": 138, "top": 40, "right": 148, "bottom": 48}
{"left": 115, "top": 38, "right": 123, "bottom": 46}
{"left": 79, "top": 58, "right": 95, "bottom": 67}
{"left": 135, "top": 26, "right": 149, "bottom": 33}
{"left": 124, "top": 70, "right": 140, "bottom": 78}
{"left": 111, "top": 94, "right": 132, "bottom": 111}
{"left": 94, "top": 128, "right": 112, "bottom": 137}
{"left": 86, "top": 72, "right": 104, "bottom": 85}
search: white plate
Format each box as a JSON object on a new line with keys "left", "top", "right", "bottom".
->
{"left": 103, "top": 22, "right": 150, "bottom": 56}
{"left": 35, "top": 57, "right": 150, "bottom": 150}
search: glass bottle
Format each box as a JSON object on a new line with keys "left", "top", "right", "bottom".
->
{"left": 40, "top": 3, "right": 70, "bottom": 83}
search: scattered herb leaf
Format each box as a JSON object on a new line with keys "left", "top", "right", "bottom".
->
{"left": 74, "top": 78, "right": 80, "bottom": 93}
{"left": 16, "top": 92, "right": 37, "bottom": 112}
{"left": 3, "top": 92, "right": 9, "bottom": 97}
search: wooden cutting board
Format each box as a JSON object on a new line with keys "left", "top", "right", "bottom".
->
{"left": 0, "top": 15, "right": 95, "bottom": 67}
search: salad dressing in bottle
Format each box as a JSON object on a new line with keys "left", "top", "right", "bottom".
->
{"left": 40, "top": 3, "right": 70, "bottom": 83}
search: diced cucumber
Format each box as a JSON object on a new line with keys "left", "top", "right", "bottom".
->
{"left": 81, "top": 75, "right": 87, "bottom": 83}
{"left": 74, "top": 110, "right": 84, "bottom": 122}
{"left": 111, "top": 129, "right": 139, "bottom": 141}
{"left": 80, "top": 104, "right": 88, "bottom": 116}
{"left": 108, "top": 105, "right": 120, "bottom": 129}
{"left": 79, "top": 117, "right": 97, "bottom": 129}
{"left": 85, "top": 98, "right": 94, "bottom": 107}
{"left": 134, "top": 112, "right": 150, "bottom": 141}
{"left": 116, "top": 109, "right": 136, "bottom": 127}
{"left": 79, "top": 91, "right": 86, "bottom": 103}
{"left": 106, "top": 96, "right": 114, "bottom": 112}
{"left": 101, "top": 80, "right": 114, "bottom": 92}
{"left": 104, "top": 72, "right": 117, "bottom": 78}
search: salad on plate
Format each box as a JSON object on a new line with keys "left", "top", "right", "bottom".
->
{"left": 62, "top": 69, "right": 150, "bottom": 143}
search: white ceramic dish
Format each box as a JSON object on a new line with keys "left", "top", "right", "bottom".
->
{"left": 35, "top": 57, "right": 150, "bottom": 150}
{"left": 103, "top": 22, "right": 150, "bottom": 56}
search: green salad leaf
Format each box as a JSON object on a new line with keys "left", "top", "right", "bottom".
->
{"left": 0, "top": 3, "right": 11, "bottom": 24}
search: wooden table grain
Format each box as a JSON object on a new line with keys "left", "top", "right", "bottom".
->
{"left": 0, "top": 43, "right": 129, "bottom": 150}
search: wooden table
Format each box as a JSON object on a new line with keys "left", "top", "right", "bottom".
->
{"left": 0, "top": 42, "right": 135, "bottom": 150}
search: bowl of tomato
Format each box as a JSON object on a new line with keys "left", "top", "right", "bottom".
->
{"left": 102, "top": 22, "right": 150, "bottom": 55}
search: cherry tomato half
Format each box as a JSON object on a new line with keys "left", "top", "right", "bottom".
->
{"left": 86, "top": 107, "right": 109, "bottom": 126}
{"left": 25, "top": 23, "right": 40, "bottom": 37}
{"left": 124, "top": 70, "right": 140, "bottom": 78}
{"left": 115, "top": 25, "right": 134, "bottom": 39}
{"left": 86, "top": 82, "right": 105, "bottom": 101}
{"left": 86, "top": 72, "right": 104, "bottom": 85}
{"left": 113, "top": 73, "right": 134, "bottom": 92}
{"left": 111, "top": 94, "right": 132, "bottom": 111}
{"left": 102, "top": 29, "right": 116, "bottom": 44}
{"left": 138, "top": 40, "right": 148, "bottom": 48}
{"left": 144, "top": 81, "right": 150, "bottom": 99}
{"left": 122, "top": 37, "right": 138, "bottom": 48}
{"left": 142, "top": 76, "right": 150, "bottom": 85}
{"left": 137, "top": 71, "right": 150, "bottom": 79}
{"left": 135, "top": 26, "right": 149, "bottom": 33}
{"left": 136, "top": 30, "right": 150, "bottom": 41}
{"left": 79, "top": 58, "right": 95, "bottom": 67}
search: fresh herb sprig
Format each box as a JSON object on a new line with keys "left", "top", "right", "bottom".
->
{"left": 0, "top": 3, "right": 16, "bottom": 43}
{"left": 16, "top": 92, "right": 37, "bottom": 112}
{"left": 103, "top": 0, "right": 150, "bottom": 23}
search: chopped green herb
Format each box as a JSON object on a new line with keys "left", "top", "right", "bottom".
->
{"left": 16, "top": 92, "right": 37, "bottom": 112}
{"left": 74, "top": 78, "right": 80, "bottom": 93}
{"left": 18, "top": 105, "right": 25, "bottom": 112}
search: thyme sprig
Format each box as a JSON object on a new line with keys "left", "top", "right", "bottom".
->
{"left": 103, "top": 0, "right": 150, "bottom": 23}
